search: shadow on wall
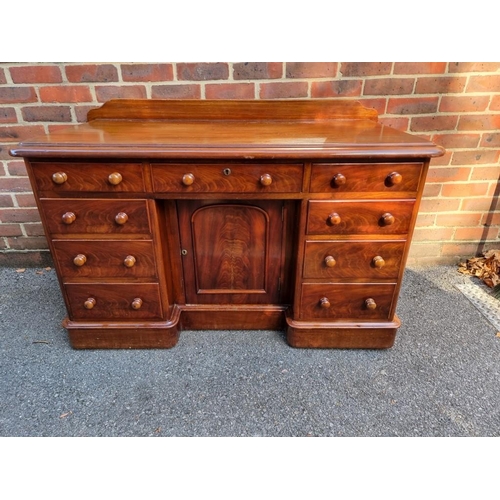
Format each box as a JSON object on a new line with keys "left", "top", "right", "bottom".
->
{"left": 477, "top": 174, "right": 500, "bottom": 256}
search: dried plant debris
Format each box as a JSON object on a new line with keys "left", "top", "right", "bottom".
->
{"left": 458, "top": 250, "right": 500, "bottom": 288}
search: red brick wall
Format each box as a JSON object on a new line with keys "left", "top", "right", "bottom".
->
{"left": 1, "top": 62, "right": 499, "bottom": 265}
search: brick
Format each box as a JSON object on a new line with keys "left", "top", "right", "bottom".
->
{"left": 422, "top": 183, "right": 441, "bottom": 197}
{"left": 407, "top": 242, "right": 443, "bottom": 259}
{"left": 441, "top": 182, "right": 490, "bottom": 198}
{"left": 0, "top": 177, "right": 32, "bottom": 192}
{"left": 311, "top": 80, "right": 362, "bottom": 97}
{"left": 426, "top": 166, "right": 470, "bottom": 183}
{"left": 432, "top": 133, "right": 480, "bottom": 149}
{"left": 410, "top": 115, "right": 458, "bottom": 132}
{"left": 22, "top": 106, "right": 72, "bottom": 122}
{"left": 233, "top": 63, "right": 282, "bottom": 80}
{"left": 363, "top": 78, "right": 414, "bottom": 95}
{"left": 151, "top": 85, "right": 201, "bottom": 99}
{"left": 205, "top": 83, "right": 255, "bottom": 99}
{"left": 415, "top": 213, "right": 436, "bottom": 227}
{"left": 65, "top": 64, "right": 118, "bottom": 82}
{"left": 448, "top": 62, "right": 500, "bottom": 73}
{"left": 0, "top": 208, "right": 40, "bottom": 223}
{"left": 340, "top": 62, "right": 392, "bottom": 76}
{"left": 358, "top": 98, "right": 387, "bottom": 115}
{"left": 415, "top": 77, "right": 466, "bottom": 94}
{"left": 0, "top": 87, "right": 37, "bottom": 104}
{"left": 441, "top": 243, "right": 482, "bottom": 257}
{"left": 490, "top": 96, "right": 500, "bottom": 111}
{"left": 481, "top": 133, "right": 500, "bottom": 148}
{"left": 0, "top": 223, "right": 22, "bottom": 236}
{"left": 451, "top": 150, "right": 499, "bottom": 165}
{"left": 0, "top": 107, "right": 17, "bottom": 124}
{"left": 24, "top": 223, "right": 45, "bottom": 236}
{"left": 413, "top": 227, "right": 455, "bottom": 241}
{"left": 0, "top": 194, "right": 13, "bottom": 207}
{"left": 439, "top": 95, "right": 489, "bottom": 113}
{"left": 10, "top": 65, "right": 62, "bottom": 83}
{"left": 40, "top": 85, "right": 93, "bottom": 103}
{"left": 435, "top": 213, "right": 483, "bottom": 227}
{"left": 394, "top": 62, "right": 447, "bottom": 74}
{"left": 7, "top": 236, "right": 49, "bottom": 250}
{"left": 466, "top": 75, "right": 500, "bottom": 93}
{"left": 95, "top": 85, "right": 147, "bottom": 102}
{"left": 0, "top": 125, "right": 45, "bottom": 143}
{"left": 458, "top": 115, "right": 500, "bottom": 131}
{"left": 121, "top": 63, "right": 174, "bottom": 82}
{"left": 420, "top": 198, "right": 460, "bottom": 212}
{"left": 75, "top": 105, "right": 100, "bottom": 122}
{"left": 461, "top": 197, "right": 498, "bottom": 212}
{"left": 7, "top": 161, "right": 27, "bottom": 176}
{"left": 15, "top": 193, "right": 36, "bottom": 207}
{"left": 259, "top": 82, "right": 309, "bottom": 99}
{"left": 470, "top": 166, "right": 500, "bottom": 181}
{"left": 286, "top": 62, "right": 338, "bottom": 78}
{"left": 481, "top": 212, "right": 500, "bottom": 226}
{"left": 177, "top": 63, "right": 229, "bottom": 81}
{"left": 387, "top": 96, "right": 439, "bottom": 114}
{"left": 0, "top": 68, "right": 6, "bottom": 84}
{"left": 454, "top": 226, "right": 499, "bottom": 241}
{"left": 378, "top": 117, "right": 409, "bottom": 131}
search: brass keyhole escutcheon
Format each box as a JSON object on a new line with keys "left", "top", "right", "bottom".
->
{"left": 223, "top": 168, "right": 232, "bottom": 176}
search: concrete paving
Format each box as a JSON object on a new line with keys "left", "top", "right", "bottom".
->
{"left": 1, "top": 263, "right": 499, "bottom": 436}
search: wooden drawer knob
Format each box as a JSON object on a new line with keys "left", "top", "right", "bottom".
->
{"left": 332, "top": 173, "right": 346, "bottom": 186}
{"left": 52, "top": 172, "right": 68, "bottom": 184}
{"left": 108, "top": 172, "right": 123, "bottom": 185}
{"left": 182, "top": 173, "right": 195, "bottom": 186}
{"left": 386, "top": 171, "right": 403, "bottom": 186}
{"left": 115, "top": 212, "right": 128, "bottom": 225}
{"left": 73, "top": 254, "right": 87, "bottom": 267}
{"left": 319, "top": 297, "right": 331, "bottom": 309}
{"left": 327, "top": 212, "right": 341, "bottom": 225}
{"left": 381, "top": 212, "right": 395, "bottom": 226}
{"left": 365, "top": 298, "right": 377, "bottom": 310}
{"left": 123, "top": 255, "right": 136, "bottom": 268}
{"left": 372, "top": 256, "right": 385, "bottom": 268}
{"left": 61, "top": 212, "right": 76, "bottom": 225}
{"left": 324, "top": 255, "right": 336, "bottom": 267}
{"left": 131, "top": 297, "right": 143, "bottom": 310}
{"left": 84, "top": 297, "right": 96, "bottom": 310}
{"left": 260, "top": 173, "right": 273, "bottom": 186}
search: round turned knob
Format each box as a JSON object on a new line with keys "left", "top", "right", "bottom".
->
{"left": 131, "top": 298, "right": 143, "bottom": 310}
{"left": 372, "top": 256, "right": 385, "bottom": 268}
{"left": 319, "top": 297, "right": 331, "bottom": 309}
{"left": 386, "top": 171, "right": 403, "bottom": 186}
{"left": 108, "top": 172, "right": 123, "bottom": 185}
{"left": 365, "top": 298, "right": 377, "bottom": 310}
{"left": 123, "top": 255, "right": 136, "bottom": 268}
{"left": 84, "top": 297, "right": 96, "bottom": 310}
{"left": 61, "top": 212, "right": 76, "bottom": 225}
{"left": 381, "top": 213, "right": 395, "bottom": 226}
{"left": 332, "top": 173, "right": 346, "bottom": 187}
{"left": 260, "top": 173, "right": 273, "bottom": 186}
{"left": 115, "top": 212, "right": 128, "bottom": 225}
{"left": 324, "top": 255, "right": 336, "bottom": 267}
{"left": 182, "top": 173, "right": 195, "bottom": 186}
{"left": 327, "top": 212, "right": 341, "bottom": 225}
{"left": 73, "top": 254, "right": 87, "bottom": 267}
{"left": 52, "top": 172, "right": 68, "bottom": 184}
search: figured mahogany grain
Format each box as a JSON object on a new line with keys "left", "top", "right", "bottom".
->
{"left": 306, "top": 200, "right": 415, "bottom": 235}
{"left": 303, "top": 240, "right": 406, "bottom": 279}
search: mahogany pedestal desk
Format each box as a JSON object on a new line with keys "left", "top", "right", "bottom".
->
{"left": 11, "top": 99, "right": 444, "bottom": 349}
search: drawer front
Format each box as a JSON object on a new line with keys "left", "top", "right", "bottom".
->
{"left": 310, "top": 162, "right": 423, "bottom": 194}
{"left": 40, "top": 199, "right": 151, "bottom": 235}
{"left": 307, "top": 200, "right": 415, "bottom": 235}
{"left": 303, "top": 240, "right": 406, "bottom": 279}
{"left": 152, "top": 163, "right": 303, "bottom": 193}
{"left": 53, "top": 240, "right": 158, "bottom": 279}
{"left": 31, "top": 162, "right": 146, "bottom": 193}
{"left": 300, "top": 283, "right": 396, "bottom": 320}
{"left": 65, "top": 283, "right": 163, "bottom": 320}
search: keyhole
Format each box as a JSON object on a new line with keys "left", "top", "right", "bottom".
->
{"left": 181, "top": 249, "right": 188, "bottom": 256}
{"left": 223, "top": 168, "right": 232, "bottom": 176}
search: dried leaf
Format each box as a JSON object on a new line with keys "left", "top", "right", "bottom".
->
{"left": 59, "top": 411, "right": 72, "bottom": 419}
{"left": 16, "top": 268, "right": 26, "bottom": 273}
{"left": 459, "top": 250, "right": 500, "bottom": 289}
{"left": 35, "top": 271, "right": 43, "bottom": 275}
{"left": 44, "top": 267, "right": 52, "bottom": 271}
{"left": 496, "top": 332, "right": 500, "bottom": 338}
